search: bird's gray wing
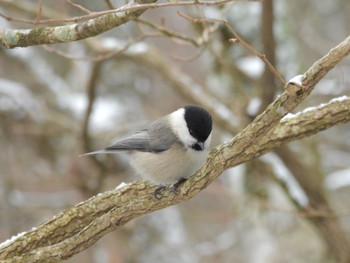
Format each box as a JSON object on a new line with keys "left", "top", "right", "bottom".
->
{"left": 105, "top": 119, "right": 179, "bottom": 153}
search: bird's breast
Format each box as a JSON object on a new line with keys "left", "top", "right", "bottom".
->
{"left": 129, "top": 144, "right": 208, "bottom": 184}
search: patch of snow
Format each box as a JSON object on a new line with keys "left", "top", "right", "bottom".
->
{"left": 281, "top": 112, "right": 296, "bottom": 120}
{"left": 0, "top": 231, "right": 26, "bottom": 250}
{"left": 236, "top": 56, "right": 264, "bottom": 78}
{"left": 115, "top": 182, "right": 129, "bottom": 190}
{"left": 65, "top": 92, "right": 87, "bottom": 118}
{"left": 281, "top": 105, "right": 317, "bottom": 121}
{"left": 100, "top": 37, "right": 127, "bottom": 50}
{"left": 128, "top": 42, "right": 149, "bottom": 54}
{"left": 246, "top": 97, "right": 262, "bottom": 116}
{"left": 325, "top": 168, "right": 350, "bottom": 189}
{"left": 89, "top": 97, "right": 124, "bottom": 131}
{"left": 330, "top": 95, "right": 349, "bottom": 103}
{"left": 100, "top": 37, "right": 149, "bottom": 54}
{"left": 287, "top": 74, "right": 303, "bottom": 86}
{"left": 282, "top": 95, "right": 349, "bottom": 121}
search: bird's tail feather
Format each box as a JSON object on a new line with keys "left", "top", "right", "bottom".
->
{"left": 79, "top": 150, "right": 108, "bottom": 157}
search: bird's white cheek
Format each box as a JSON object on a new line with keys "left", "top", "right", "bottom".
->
{"left": 168, "top": 108, "right": 197, "bottom": 147}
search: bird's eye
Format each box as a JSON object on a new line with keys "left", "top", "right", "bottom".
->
{"left": 191, "top": 143, "right": 202, "bottom": 151}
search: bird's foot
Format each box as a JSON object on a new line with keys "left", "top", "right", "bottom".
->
{"left": 170, "top": 177, "right": 187, "bottom": 193}
{"left": 154, "top": 184, "right": 167, "bottom": 199}
{"left": 153, "top": 178, "right": 188, "bottom": 199}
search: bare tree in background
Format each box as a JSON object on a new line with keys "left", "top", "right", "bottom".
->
{"left": 0, "top": 1, "right": 350, "bottom": 262}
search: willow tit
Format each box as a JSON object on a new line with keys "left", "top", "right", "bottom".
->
{"left": 82, "top": 105, "right": 212, "bottom": 197}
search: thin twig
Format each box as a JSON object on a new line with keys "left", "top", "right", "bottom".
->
{"left": 42, "top": 35, "right": 148, "bottom": 61}
{"left": 136, "top": 18, "right": 199, "bottom": 47}
{"left": 66, "top": 0, "right": 92, "bottom": 14}
{"left": 33, "top": 0, "right": 42, "bottom": 25}
{"left": 170, "top": 48, "right": 205, "bottom": 62}
{"left": 178, "top": 13, "right": 286, "bottom": 85}
{"left": 0, "top": 0, "right": 238, "bottom": 25}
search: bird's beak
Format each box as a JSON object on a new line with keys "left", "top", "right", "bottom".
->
{"left": 198, "top": 141, "right": 204, "bottom": 150}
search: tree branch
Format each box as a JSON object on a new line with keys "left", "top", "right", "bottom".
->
{"left": 260, "top": 96, "right": 350, "bottom": 153}
{"left": 0, "top": 0, "right": 157, "bottom": 48}
{"left": 0, "top": 0, "right": 240, "bottom": 49}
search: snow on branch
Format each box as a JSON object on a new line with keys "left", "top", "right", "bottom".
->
{"left": 266, "top": 96, "right": 350, "bottom": 149}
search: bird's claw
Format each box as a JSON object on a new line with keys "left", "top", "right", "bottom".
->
{"left": 170, "top": 177, "right": 187, "bottom": 193}
{"left": 154, "top": 185, "right": 167, "bottom": 199}
{"left": 153, "top": 178, "right": 188, "bottom": 199}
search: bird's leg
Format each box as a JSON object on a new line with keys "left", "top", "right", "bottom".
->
{"left": 154, "top": 178, "right": 187, "bottom": 199}
{"left": 170, "top": 177, "right": 187, "bottom": 193}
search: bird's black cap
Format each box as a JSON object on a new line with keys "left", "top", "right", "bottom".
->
{"left": 184, "top": 105, "right": 212, "bottom": 142}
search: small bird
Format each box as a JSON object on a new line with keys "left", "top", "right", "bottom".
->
{"left": 81, "top": 105, "right": 212, "bottom": 197}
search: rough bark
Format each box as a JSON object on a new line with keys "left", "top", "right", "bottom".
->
{"left": 0, "top": 0, "right": 157, "bottom": 48}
